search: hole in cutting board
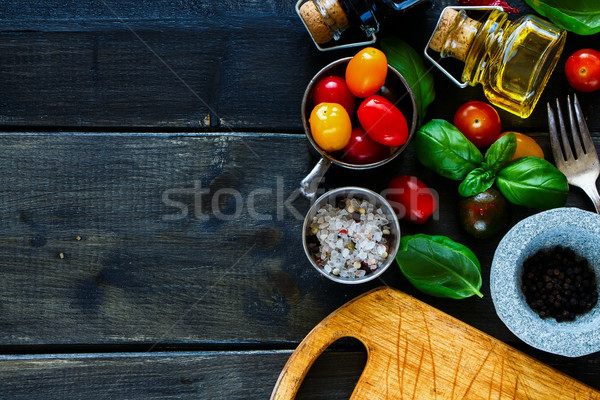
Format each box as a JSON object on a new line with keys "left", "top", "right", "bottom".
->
{"left": 296, "top": 337, "right": 367, "bottom": 400}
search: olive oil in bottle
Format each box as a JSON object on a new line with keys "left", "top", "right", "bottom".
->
{"left": 429, "top": 8, "right": 566, "bottom": 118}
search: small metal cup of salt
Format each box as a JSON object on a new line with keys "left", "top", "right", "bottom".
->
{"left": 302, "top": 186, "right": 401, "bottom": 284}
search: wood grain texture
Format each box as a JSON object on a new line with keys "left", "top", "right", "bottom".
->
{"left": 0, "top": 0, "right": 598, "bottom": 130}
{"left": 0, "top": 132, "right": 318, "bottom": 344}
{"left": 272, "top": 287, "right": 600, "bottom": 400}
{"left": 0, "top": 350, "right": 365, "bottom": 400}
{"left": 0, "top": 348, "right": 598, "bottom": 400}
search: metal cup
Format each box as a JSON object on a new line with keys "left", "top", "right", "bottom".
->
{"left": 300, "top": 57, "right": 418, "bottom": 201}
{"left": 302, "top": 186, "right": 401, "bottom": 284}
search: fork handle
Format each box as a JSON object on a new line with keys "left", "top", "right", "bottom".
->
{"left": 579, "top": 182, "right": 600, "bottom": 214}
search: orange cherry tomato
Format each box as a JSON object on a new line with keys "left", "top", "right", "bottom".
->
{"left": 500, "top": 131, "right": 544, "bottom": 160}
{"left": 345, "top": 47, "right": 387, "bottom": 98}
{"left": 309, "top": 102, "right": 352, "bottom": 152}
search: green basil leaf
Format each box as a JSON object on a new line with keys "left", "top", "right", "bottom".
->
{"left": 381, "top": 37, "right": 435, "bottom": 124}
{"left": 525, "top": 0, "right": 600, "bottom": 35}
{"left": 484, "top": 132, "right": 516, "bottom": 173}
{"left": 396, "top": 234, "right": 483, "bottom": 299}
{"left": 458, "top": 166, "right": 496, "bottom": 197}
{"left": 415, "top": 119, "right": 483, "bottom": 180}
{"left": 496, "top": 157, "right": 569, "bottom": 209}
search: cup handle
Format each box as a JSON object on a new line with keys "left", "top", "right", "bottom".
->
{"left": 300, "top": 157, "right": 332, "bottom": 201}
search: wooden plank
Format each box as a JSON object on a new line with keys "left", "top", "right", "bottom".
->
{"left": 0, "top": 350, "right": 364, "bottom": 399}
{"left": 0, "top": 0, "right": 598, "bottom": 130}
{"left": 0, "top": 17, "right": 316, "bottom": 130}
{"left": 0, "top": 349, "right": 598, "bottom": 398}
{"left": 0, "top": 0, "right": 296, "bottom": 22}
{"left": 0, "top": 131, "right": 598, "bottom": 348}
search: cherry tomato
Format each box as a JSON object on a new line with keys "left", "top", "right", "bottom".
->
{"left": 453, "top": 101, "right": 501, "bottom": 148}
{"left": 385, "top": 175, "right": 437, "bottom": 224}
{"left": 312, "top": 76, "right": 356, "bottom": 117}
{"left": 309, "top": 102, "right": 352, "bottom": 152}
{"left": 499, "top": 131, "right": 544, "bottom": 160}
{"left": 345, "top": 47, "right": 387, "bottom": 98}
{"left": 357, "top": 95, "right": 408, "bottom": 147}
{"left": 458, "top": 188, "right": 508, "bottom": 239}
{"left": 565, "top": 49, "right": 600, "bottom": 93}
{"left": 343, "top": 127, "right": 390, "bottom": 164}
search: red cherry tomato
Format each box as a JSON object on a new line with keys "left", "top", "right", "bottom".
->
{"left": 453, "top": 101, "right": 501, "bottom": 148}
{"left": 342, "top": 127, "right": 390, "bottom": 164}
{"left": 345, "top": 47, "right": 388, "bottom": 98}
{"left": 565, "top": 49, "right": 600, "bottom": 93}
{"left": 357, "top": 95, "right": 408, "bottom": 147}
{"left": 385, "top": 175, "right": 437, "bottom": 224}
{"left": 312, "top": 76, "right": 356, "bottom": 117}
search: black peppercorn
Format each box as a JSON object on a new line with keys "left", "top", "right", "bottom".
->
{"left": 521, "top": 245, "right": 597, "bottom": 322}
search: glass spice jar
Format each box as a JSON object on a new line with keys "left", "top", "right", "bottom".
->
{"left": 296, "top": 0, "right": 425, "bottom": 51}
{"left": 426, "top": 7, "right": 566, "bottom": 118}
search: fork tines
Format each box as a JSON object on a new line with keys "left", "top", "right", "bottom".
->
{"left": 547, "top": 94, "right": 598, "bottom": 165}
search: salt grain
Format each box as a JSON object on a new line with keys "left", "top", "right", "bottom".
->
{"left": 309, "top": 197, "right": 392, "bottom": 280}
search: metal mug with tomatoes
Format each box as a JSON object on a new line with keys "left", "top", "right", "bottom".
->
{"left": 300, "top": 56, "right": 418, "bottom": 200}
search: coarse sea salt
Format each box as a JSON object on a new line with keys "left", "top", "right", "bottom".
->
{"left": 308, "top": 197, "right": 392, "bottom": 280}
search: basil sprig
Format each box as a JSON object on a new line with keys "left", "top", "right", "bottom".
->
{"left": 458, "top": 132, "right": 516, "bottom": 196}
{"left": 497, "top": 157, "right": 569, "bottom": 209}
{"left": 524, "top": 0, "right": 600, "bottom": 36}
{"left": 458, "top": 166, "right": 496, "bottom": 197}
{"left": 396, "top": 234, "right": 483, "bottom": 299}
{"left": 415, "top": 119, "right": 483, "bottom": 180}
{"left": 484, "top": 132, "right": 517, "bottom": 173}
{"left": 415, "top": 120, "right": 569, "bottom": 209}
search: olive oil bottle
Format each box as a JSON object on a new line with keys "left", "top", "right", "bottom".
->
{"left": 428, "top": 8, "right": 566, "bottom": 118}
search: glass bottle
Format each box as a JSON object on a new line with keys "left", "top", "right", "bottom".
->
{"left": 428, "top": 7, "right": 566, "bottom": 118}
{"left": 297, "top": 0, "right": 424, "bottom": 50}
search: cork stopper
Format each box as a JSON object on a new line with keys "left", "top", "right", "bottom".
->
{"left": 429, "top": 7, "right": 480, "bottom": 62}
{"left": 299, "top": 0, "right": 350, "bottom": 44}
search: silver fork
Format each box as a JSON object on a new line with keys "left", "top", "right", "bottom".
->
{"left": 547, "top": 94, "right": 600, "bottom": 213}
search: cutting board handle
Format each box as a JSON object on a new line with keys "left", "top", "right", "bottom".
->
{"left": 270, "top": 306, "right": 365, "bottom": 400}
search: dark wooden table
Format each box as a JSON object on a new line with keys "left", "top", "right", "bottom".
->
{"left": 0, "top": 0, "right": 599, "bottom": 398}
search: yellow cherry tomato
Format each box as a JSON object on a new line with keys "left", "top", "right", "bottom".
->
{"left": 345, "top": 47, "right": 387, "bottom": 98}
{"left": 500, "top": 131, "right": 544, "bottom": 160}
{"left": 309, "top": 102, "right": 352, "bottom": 152}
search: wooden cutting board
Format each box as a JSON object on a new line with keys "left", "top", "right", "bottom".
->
{"left": 271, "top": 287, "right": 600, "bottom": 399}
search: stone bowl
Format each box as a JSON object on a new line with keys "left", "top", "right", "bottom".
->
{"left": 491, "top": 207, "right": 600, "bottom": 357}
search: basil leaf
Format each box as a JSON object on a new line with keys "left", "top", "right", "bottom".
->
{"left": 396, "top": 234, "right": 483, "bottom": 299}
{"left": 484, "top": 132, "right": 516, "bottom": 173}
{"left": 458, "top": 166, "right": 496, "bottom": 197}
{"left": 524, "top": 0, "right": 600, "bottom": 35}
{"left": 381, "top": 38, "right": 435, "bottom": 124}
{"left": 496, "top": 157, "right": 569, "bottom": 209}
{"left": 415, "top": 119, "right": 483, "bottom": 180}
